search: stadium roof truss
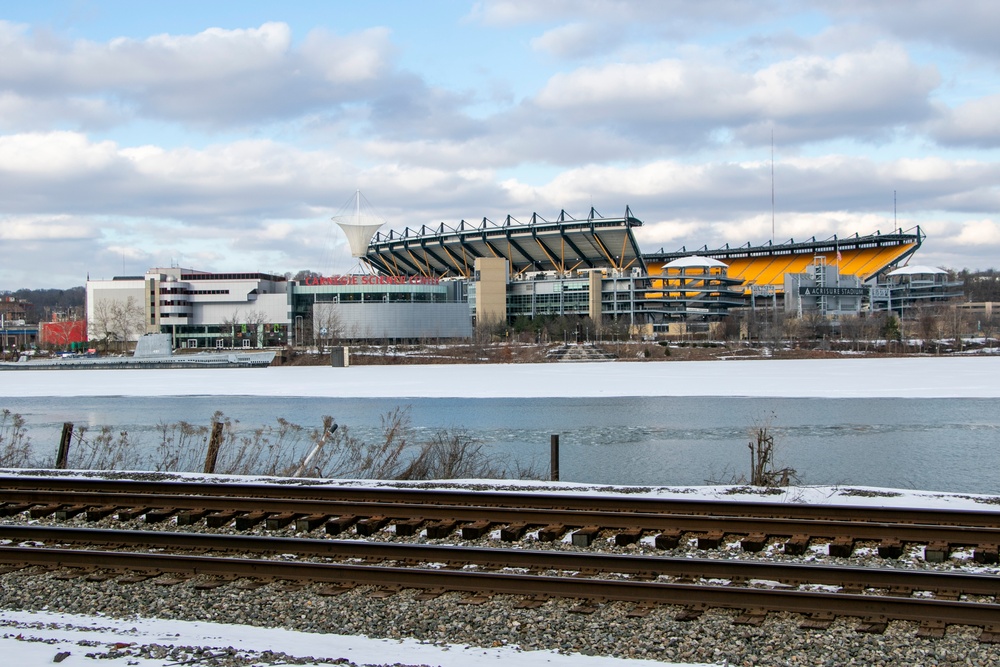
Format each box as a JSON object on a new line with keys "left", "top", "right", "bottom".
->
{"left": 643, "top": 227, "right": 925, "bottom": 291}
{"left": 363, "top": 208, "right": 647, "bottom": 278}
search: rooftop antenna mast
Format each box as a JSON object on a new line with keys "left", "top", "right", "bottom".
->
{"left": 770, "top": 128, "right": 775, "bottom": 244}
{"left": 894, "top": 190, "right": 897, "bottom": 232}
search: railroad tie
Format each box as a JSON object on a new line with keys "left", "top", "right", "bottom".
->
{"left": 828, "top": 536, "right": 855, "bottom": 558}
{"left": 85, "top": 505, "right": 118, "bottom": 522}
{"left": 234, "top": 511, "right": 270, "bottom": 530}
{"left": 366, "top": 586, "right": 401, "bottom": 599}
{"left": 206, "top": 510, "right": 244, "bottom": 528}
{"left": 355, "top": 515, "right": 390, "bottom": 536}
{"left": 28, "top": 503, "right": 63, "bottom": 519}
{"left": 144, "top": 508, "right": 177, "bottom": 524}
{"left": 799, "top": 612, "right": 836, "bottom": 630}
{"left": 740, "top": 533, "right": 767, "bottom": 552}
{"left": 393, "top": 517, "right": 425, "bottom": 537}
{"left": 176, "top": 510, "right": 212, "bottom": 526}
{"left": 674, "top": 605, "right": 706, "bottom": 622}
{"left": 980, "top": 625, "right": 1000, "bottom": 644}
{"left": 316, "top": 583, "right": 356, "bottom": 596}
{"left": 697, "top": 531, "right": 725, "bottom": 550}
{"left": 460, "top": 520, "right": 492, "bottom": 540}
{"left": 877, "top": 537, "right": 904, "bottom": 559}
{"left": 654, "top": 530, "right": 682, "bottom": 550}
{"left": 537, "top": 524, "right": 566, "bottom": 542}
{"left": 625, "top": 601, "right": 657, "bottom": 618}
{"left": 783, "top": 534, "right": 811, "bottom": 556}
{"left": 916, "top": 619, "right": 947, "bottom": 639}
{"left": 425, "top": 519, "right": 459, "bottom": 539}
{"left": 500, "top": 522, "right": 528, "bottom": 541}
{"left": 855, "top": 618, "right": 888, "bottom": 635}
{"left": 923, "top": 541, "right": 951, "bottom": 563}
{"left": 294, "top": 514, "right": 329, "bottom": 532}
{"left": 0, "top": 503, "right": 35, "bottom": 517}
{"left": 733, "top": 609, "right": 768, "bottom": 626}
{"left": 53, "top": 505, "right": 89, "bottom": 520}
{"left": 264, "top": 512, "right": 301, "bottom": 531}
{"left": 457, "top": 593, "right": 492, "bottom": 605}
{"left": 615, "top": 527, "right": 642, "bottom": 547}
{"left": 973, "top": 545, "right": 999, "bottom": 564}
{"left": 413, "top": 588, "right": 446, "bottom": 601}
{"left": 513, "top": 596, "right": 549, "bottom": 609}
{"left": 117, "top": 507, "right": 151, "bottom": 522}
{"left": 193, "top": 578, "right": 234, "bottom": 591}
{"left": 325, "top": 514, "right": 359, "bottom": 535}
{"left": 571, "top": 526, "right": 601, "bottom": 547}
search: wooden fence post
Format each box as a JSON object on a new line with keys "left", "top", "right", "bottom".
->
{"left": 56, "top": 422, "right": 73, "bottom": 469}
{"left": 203, "top": 421, "right": 224, "bottom": 474}
{"left": 550, "top": 434, "right": 560, "bottom": 482}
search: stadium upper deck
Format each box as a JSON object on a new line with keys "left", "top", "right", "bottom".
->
{"left": 361, "top": 208, "right": 923, "bottom": 295}
{"left": 363, "top": 208, "right": 646, "bottom": 278}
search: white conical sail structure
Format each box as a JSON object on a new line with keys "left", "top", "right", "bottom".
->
{"left": 333, "top": 190, "right": 385, "bottom": 258}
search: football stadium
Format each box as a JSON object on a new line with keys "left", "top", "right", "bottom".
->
{"left": 86, "top": 203, "right": 962, "bottom": 347}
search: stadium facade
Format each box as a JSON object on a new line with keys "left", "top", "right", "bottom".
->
{"left": 85, "top": 206, "right": 958, "bottom": 348}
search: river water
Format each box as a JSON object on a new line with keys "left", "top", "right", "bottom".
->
{"left": 3, "top": 395, "right": 998, "bottom": 495}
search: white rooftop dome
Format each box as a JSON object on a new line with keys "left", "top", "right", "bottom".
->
{"left": 663, "top": 255, "right": 728, "bottom": 269}
{"left": 886, "top": 265, "right": 946, "bottom": 276}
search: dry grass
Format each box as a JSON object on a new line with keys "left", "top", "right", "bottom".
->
{"left": 1, "top": 407, "right": 542, "bottom": 481}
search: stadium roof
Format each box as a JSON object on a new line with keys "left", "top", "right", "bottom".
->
{"left": 362, "top": 207, "right": 646, "bottom": 278}
{"left": 644, "top": 227, "right": 924, "bottom": 290}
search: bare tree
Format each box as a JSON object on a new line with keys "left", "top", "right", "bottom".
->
{"left": 838, "top": 314, "right": 864, "bottom": 352}
{"left": 219, "top": 311, "right": 241, "bottom": 349}
{"left": 314, "top": 304, "right": 343, "bottom": 350}
{"left": 243, "top": 310, "right": 268, "bottom": 349}
{"left": 88, "top": 296, "right": 145, "bottom": 353}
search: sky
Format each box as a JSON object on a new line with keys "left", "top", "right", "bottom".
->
{"left": 1, "top": 1, "right": 999, "bottom": 289}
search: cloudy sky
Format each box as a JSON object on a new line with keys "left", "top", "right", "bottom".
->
{"left": 1, "top": 1, "right": 999, "bottom": 289}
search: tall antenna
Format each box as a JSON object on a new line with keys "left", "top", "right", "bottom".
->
{"left": 770, "top": 128, "right": 775, "bottom": 243}
{"left": 894, "top": 190, "right": 897, "bottom": 231}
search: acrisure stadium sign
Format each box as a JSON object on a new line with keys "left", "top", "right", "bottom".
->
{"left": 799, "top": 287, "right": 867, "bottom": 296}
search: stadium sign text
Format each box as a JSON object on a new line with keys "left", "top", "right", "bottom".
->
{"left": 302, "top": 275, "right": 440, "bottom": 286}
{"left": 799, "top": 287, "right": 866, "bottom": 296}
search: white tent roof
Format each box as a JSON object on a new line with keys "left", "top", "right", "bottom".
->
{"left": 663, "top": 255, "right": 728, "bottom": 269}
{"left": 886, "top": 264, "right": 946, "bottom": 276}
{"left": 336, "top": 221, "right": 385, "bottom": 258}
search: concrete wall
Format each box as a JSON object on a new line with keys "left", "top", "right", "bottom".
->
{"left": 313, "top": 301, "right": 472, "bottom": 340}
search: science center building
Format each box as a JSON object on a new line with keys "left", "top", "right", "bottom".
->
{"left": 86, "top": 205, "right": 941, "bottom": 348}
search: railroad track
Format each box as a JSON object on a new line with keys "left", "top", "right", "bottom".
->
{"left": 4, "top": 475, "right": 1000, "bottom": 643}
{"left": 2, "top": 476, "right": 999, "bottom": 561}
{"left": 2, "top": 525, "right": 1000, "bottom": 642}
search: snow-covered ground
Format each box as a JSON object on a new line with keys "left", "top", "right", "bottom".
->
{"left": 3, "top": 356, "right": 999, "bottom": 665}
{"left": 2, "top": 356, "right": 1000, "bottom": 398}
{"left": 0, "top": 608, "right": 685, "bottom": 667}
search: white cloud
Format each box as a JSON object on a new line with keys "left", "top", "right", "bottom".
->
{"left": 0, "top": 215, "right": 96, "bottom": 241}
{"left": 951, "top": 219, "right": 1000, "bottom": 247}
{"left": 531, "top": 22, "right": 623, "bottom": 59}
{"left": 928, "top": 94, "right": 1000, "bottom": 148}
{"left": 0, "top": 21, "right": 400, "bottom": 129}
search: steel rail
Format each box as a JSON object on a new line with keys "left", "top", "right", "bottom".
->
{"left": 2, "top": 545, "right": 1000, "bottom": 632}
{"left": 3, "top": 525, "right": 999, "bottom": 597}
{"left": 5, "top": 475, "right": 1000, "bottom": 527}
{"left": 3, "top": 488, "right": 1000, "bottom": 546}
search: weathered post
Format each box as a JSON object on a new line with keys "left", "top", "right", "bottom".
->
{"left": 550, "top": 434, "right": 560, "bottom": 482}
{"left": 203, "top": 420, "right": 224, "bottom": 474}
{"left": 56, "top": 422, "right": 73, "bottom": 469}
